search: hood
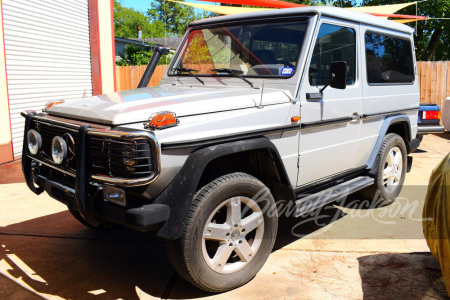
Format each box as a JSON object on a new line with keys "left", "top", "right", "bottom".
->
{"left": 47, "top": 85, "right": 292, "bottom": 125}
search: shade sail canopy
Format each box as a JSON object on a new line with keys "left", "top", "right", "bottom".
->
{"left": 172, "top": 0, "right": 427, "bottom": 21}
{"left": 194, "top": 0, "right": 304, "bottom": 8}
{"left": 392, "top": 18, "right": 425, "bottom": 23}
{"left": 348, "top": 2, "right": 416, "bottom": 14}
{"left": 169, "top": 0, "right": 273, "bottom": 14}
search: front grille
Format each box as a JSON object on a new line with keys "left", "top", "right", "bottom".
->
{"left": 35, "top": 122, "right": 78, "bottom": 171}
{"left": 90, "top": 137, "right": 153, "bottom": 179}
{"left": 30, "top": 118, "right": 156, "bottom": 183}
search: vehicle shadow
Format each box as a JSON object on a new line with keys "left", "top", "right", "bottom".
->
{"left": 274, "top": 202, "right": 347, "bottom": 250}
{"left": 435, "top": 132, "right": 450, "bottom": 140}
{"left": 1, "top": 202, "right": 350, "bottom": 299}
{"left": 0, "top": 211, "right": 184, "bottom": 299}
{"left": 0, "top": 191, "right": 426, "bottom": 299}
{"left": 358, "top": 252, "right": 449, "bottom": 300}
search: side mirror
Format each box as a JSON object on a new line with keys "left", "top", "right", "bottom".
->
{"left": 329, "top": 61, "right": 347, "bottom": 90}
{"left": 319, "top": 61, "right": 347, "bottom": 93}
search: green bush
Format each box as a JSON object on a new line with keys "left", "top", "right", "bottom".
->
{"left": 117, "top": 44, "right": 173, "bottom": 66}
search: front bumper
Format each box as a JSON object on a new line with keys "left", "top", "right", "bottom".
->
{"left": 22, "top": 112, "right": 168, "bottom": 232}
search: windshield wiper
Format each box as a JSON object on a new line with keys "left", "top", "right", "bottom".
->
{"left": 210, "top": 68, "right": 254, "bottom": 88}
{"left": 175, "top": 67, "right": 205, "bottom": 85}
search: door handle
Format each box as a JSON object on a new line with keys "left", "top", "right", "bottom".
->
{"left": 351, "top": 113, "right": 361, "bottom": 122}
{"left": 306, "top": 93, "right": 322, "bottom": 101}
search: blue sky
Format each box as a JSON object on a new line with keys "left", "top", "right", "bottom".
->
{"left": 120, "top": 0, "right": 153, "bottom": 13}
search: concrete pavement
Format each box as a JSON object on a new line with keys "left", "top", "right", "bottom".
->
{"left": 0, "top": 133, "right": 449, "bottom": 299}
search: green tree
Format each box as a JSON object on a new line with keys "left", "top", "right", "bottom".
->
{"left": 360, "top": 0, "right": 450, "bottom": 61}
{"left": 284, "top": 0, "right": 328, "bottom": 5}
{"left": 147, "top": 0, "right": 196, "bottom": 36}
{"left": 147, "top": 0, "right": 215, "bottom": 36}
{"left": 114, "top": 0, "right": 165, "bottom": 38}
{"left": 330, "top": 0, "right": 357, "bottom": 8}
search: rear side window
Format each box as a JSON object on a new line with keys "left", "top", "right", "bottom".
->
{"left": 365, "top": 33, "right": 414, "bottom": 84}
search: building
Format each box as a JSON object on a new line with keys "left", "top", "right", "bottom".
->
{"left": 114, "top": 37, "right": 154, "bottom": 62}
{"left": 134, "top": 37, "right": 183, "bottom": 50}
{"left": 114, "top": 37, "right": 182, "bottom": 62}
{"left": 0, "top": 0, "right": 116, "bottom": 164}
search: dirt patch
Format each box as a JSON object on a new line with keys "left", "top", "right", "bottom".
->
{"left": 0, "top": 159, "right": 24, "bottom": 184}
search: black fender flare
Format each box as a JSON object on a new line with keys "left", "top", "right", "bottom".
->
{"left": 153, "top": 136, "right": 292, "bottom": 240}
{"left": 366, "top": 115, "right": 412, "bottom": 174}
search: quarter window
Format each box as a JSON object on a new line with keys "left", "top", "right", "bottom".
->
{"left": 365, "top": 33, "right": 414, "bottom": 84}
{"left": 309, "top": 23, "right": 356, "bottom": 86}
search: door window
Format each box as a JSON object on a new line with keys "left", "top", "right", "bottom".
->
{"left": 309, "top": 23, "right": 356, "bottom": 86}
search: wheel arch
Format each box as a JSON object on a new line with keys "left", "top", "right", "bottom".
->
{"left": 153, "top": 137, "right": 294, "bottom": 240}
{"left": 366, "top": 115, "right": 412, "bottom": 174}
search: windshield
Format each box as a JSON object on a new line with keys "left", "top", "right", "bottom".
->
{"left": 169, "top": 19, "right": 309, "bottom": 77}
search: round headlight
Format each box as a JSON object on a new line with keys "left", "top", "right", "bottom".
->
{"left": 27, "top": 129, "right": 42, "bottom": 155}
{"left": 51, "top": 136, "right": 67, "bottom": 164}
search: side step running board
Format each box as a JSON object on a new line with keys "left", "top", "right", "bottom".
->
{"left": 294, "top": 176, "right": 374, "bottom": 217}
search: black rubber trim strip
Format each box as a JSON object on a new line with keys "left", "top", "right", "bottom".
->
{"left": 362, "top": 107, "right": 420, "bottom": 119}
{"left": 161, "top": 124, "right": 301, "bottom": 150}
{"left": 301, "top": 116, "right": 352, "bottom": 129}
{"left": 301, "top": 108, "right": 420, "bottom": 129}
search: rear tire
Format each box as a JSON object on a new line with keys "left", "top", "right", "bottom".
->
{"left": 360, "top": 133, "right": 407, "bottom": 205}
{"left": 165, "top": 172, "right": 278, "bottom": 292}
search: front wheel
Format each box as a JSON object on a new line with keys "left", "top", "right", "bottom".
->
{"left": 165, "top": 172, "right": 278, "bottom": 292}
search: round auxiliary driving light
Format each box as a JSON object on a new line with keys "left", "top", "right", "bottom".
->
{"left": 27, "top": 129, "right": 42, "bottom": 155}
{"left": 51, "top": 136, "right": 67, "bottom": 164}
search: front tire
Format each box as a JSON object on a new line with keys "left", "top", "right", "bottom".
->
{"left": 360, "top": 133, "right": 407, "bottom": 205}
{"left": 165, "top": 172, "right": 278, "bottom": 292}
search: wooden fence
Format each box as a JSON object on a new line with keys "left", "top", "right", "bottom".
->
{"left": 116, "top": 61, "right": 450, "bottom": 107}
{"left": 417, "top": 61, "right": 450, "bottom": 108}
{"left": 115, "top": 65, "right": 168, "bottom": 92}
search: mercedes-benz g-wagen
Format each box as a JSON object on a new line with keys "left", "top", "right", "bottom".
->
{"left": 22, "top": 7, "right": 421, "bottom": 292}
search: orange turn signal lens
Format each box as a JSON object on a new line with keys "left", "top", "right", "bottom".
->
{"left": 291, "top": 116, "right": 301, "bottom": 122}
{"left": 43, "top": 100, "right": 64, "bottom": 111}
{"left": 146, "top": 111, "right": 179, "bottom": 130}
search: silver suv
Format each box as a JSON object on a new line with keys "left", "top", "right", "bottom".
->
{"left": 22, "top": 7, "right": 421, "bottom": 292}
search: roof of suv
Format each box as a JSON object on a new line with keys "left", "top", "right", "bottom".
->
{"left": 191, "top": 6, "right": 414, "bottom": 34}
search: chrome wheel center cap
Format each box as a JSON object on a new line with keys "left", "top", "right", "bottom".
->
{"left": 231, "top": 230, "right": 240, "bottom": 241}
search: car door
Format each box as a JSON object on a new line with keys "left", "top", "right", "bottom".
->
{"left": 297, "top": 19, "right": 363, "bottom": 186}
